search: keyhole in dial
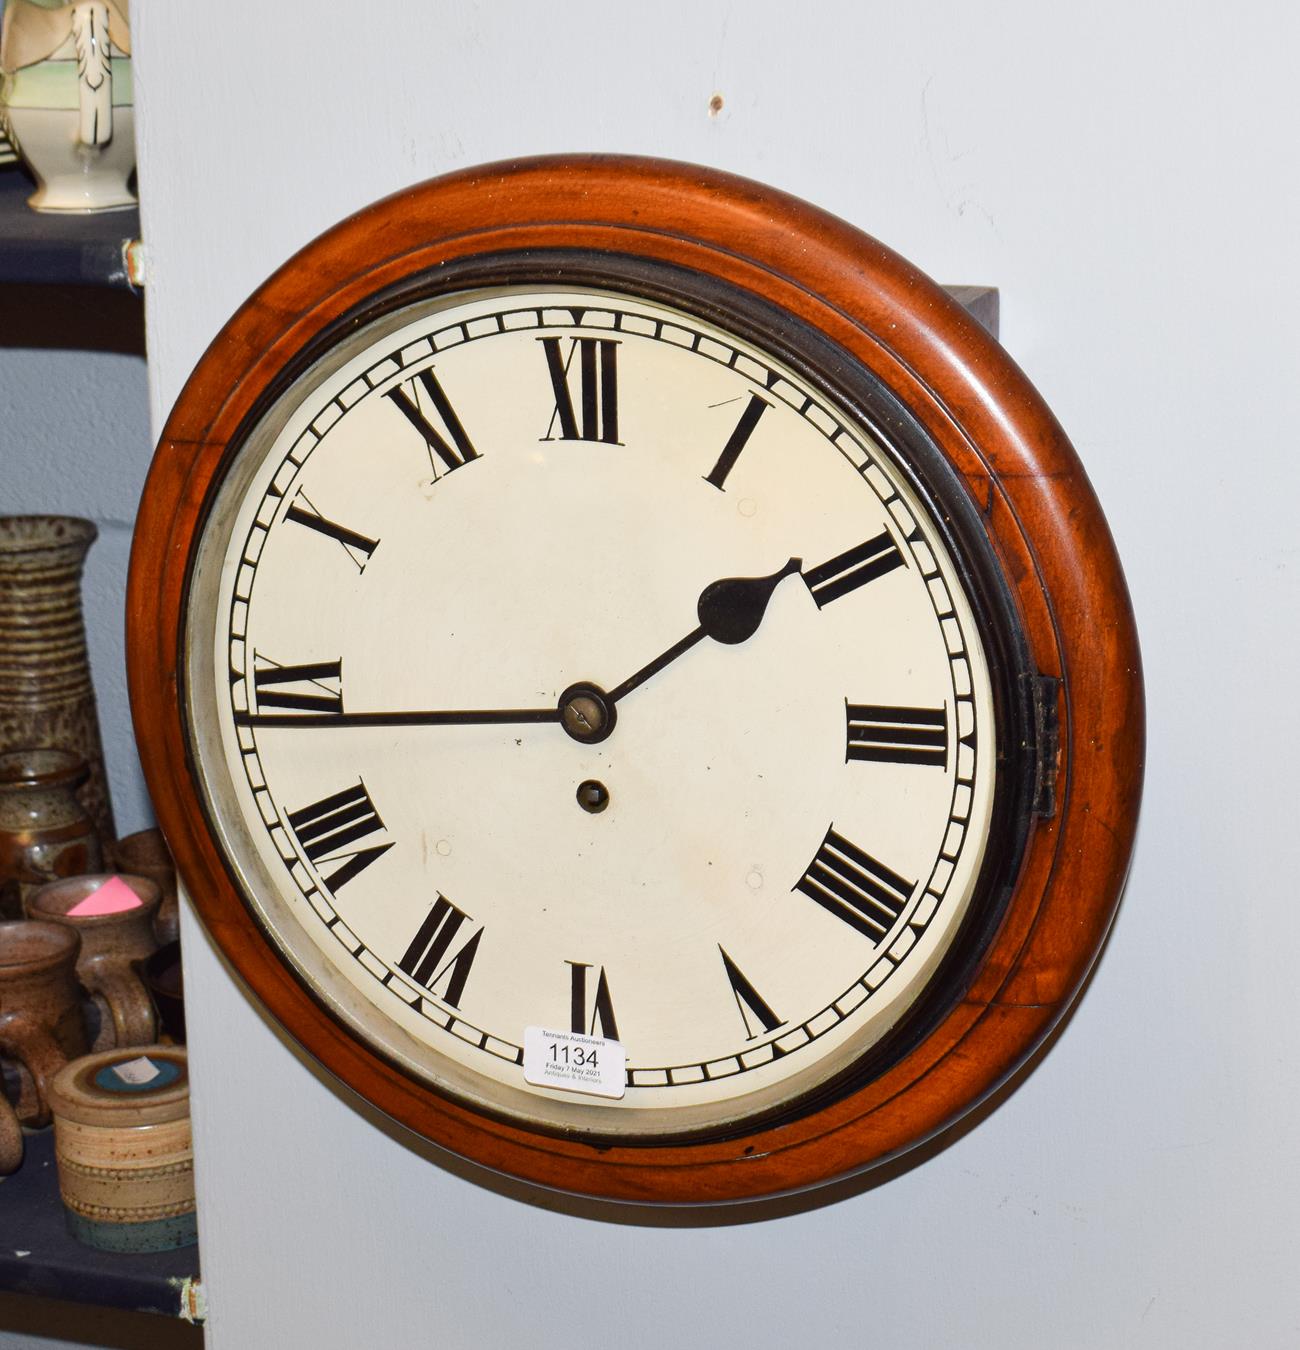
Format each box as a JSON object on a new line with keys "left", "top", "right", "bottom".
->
{"left": 576, "top": 780, "right": 610, "bottom": 814}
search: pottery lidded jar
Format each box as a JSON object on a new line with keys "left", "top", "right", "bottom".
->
{"left": 48, "top": 1044, "right": 196, "bottom": 1251}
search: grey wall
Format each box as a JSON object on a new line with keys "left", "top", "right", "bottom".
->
{"left": 0, "top": 287, "right": 153, "bottom": 835}
{"left": 27, "top": 1, "right": 1292, "bottom": 1346}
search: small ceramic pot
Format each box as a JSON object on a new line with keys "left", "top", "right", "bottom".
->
{"left": 0, "top": 1091, "right": 21, "bottom": 1174}
{"left": 111, "top": 828, "right": 178, "bottom": 946}
{"left": 0, "top": 0, "right": 134, "bottom": 213}
{"left": 0, "top": 748, "right": 103, "bottom": 918}
{"left": 27, "top": 873, "right": 158, "bottom": 1051}
{"left": 0, "top": 917, "right": 87, "bottom": 1126}
{"left": 48, "top": 1044, "right": 196, "bottom": 1252}
{"left": 142, "top": 940, "right": 184, "bottom": 1044}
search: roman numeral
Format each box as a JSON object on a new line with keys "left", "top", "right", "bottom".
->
{"left": 846, "top": 703, "right": 948, "bottom": 766}
{"left": 704, "top": 392, "right": 769, "bottom": 490}
{"left": 397, "top": 896, "right": 482, "bottom": 1008}
{"left": 252, "top": 657, "right": 343, "bottom": 715}
{"left": 568, "top": 961, "right": 619, "bottom": 1039}
{"left": 285, "top": 780, "right": 393, "bottom": 891}
{"left": 385, "top": 369, "right": 479, "bottom": 474}
{"left": 540, "top": 337, "right": 620, "bottom": 443}
{"left": 795, "top": 828, "right": 914, "bottom": 942}
{"left": 802, "top": 530, "right": 904, "bottom": 607}
{"left": 719, "top": 946, "right": 781, "bottom": 1039}
{"left": 284, "top": 491, "right": 379, "bottom": 571}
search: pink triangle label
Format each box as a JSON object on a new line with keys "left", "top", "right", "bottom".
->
{"left": 67, "top": 876, "right": 143, "bottom": 916}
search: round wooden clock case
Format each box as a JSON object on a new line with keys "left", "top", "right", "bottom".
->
{"left": 127, "top": 156, "right": 1143, "bottom": 1204}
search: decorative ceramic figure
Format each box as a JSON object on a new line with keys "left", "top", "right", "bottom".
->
{"left": 0, "top": 748, "right": 103, "bottom": 918}
{"left": 0, "top": 517, "right": 116, "bottom": 846}
{"left": 0, "top": 0, "right": 133, "bottom": 212}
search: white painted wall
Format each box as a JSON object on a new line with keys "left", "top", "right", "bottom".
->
{"left": 121, "top": 2, "right": 1300, "bottom": 1346}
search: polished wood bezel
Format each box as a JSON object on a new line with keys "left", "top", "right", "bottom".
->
{"left": 127, "top": 155, "right": 1144, "bottom": 1203}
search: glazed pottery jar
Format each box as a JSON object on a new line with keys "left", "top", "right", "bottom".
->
{"left": 0, "top": 748, "right": 103, "bottom": 918}
{"left": 0, "top": 0, "right": 134, "bottom": 212}
{"left": 48, "top": 1044, "right": 196, "bottom": 1252}
{"left": 27, "top": 873, "right": 158, "bottom": 1050}
{"left": 0, "top": 917, "right": 87, "bottom": 1126}
{"left": 0, "top": 517, "right": 115, "bottom": 845}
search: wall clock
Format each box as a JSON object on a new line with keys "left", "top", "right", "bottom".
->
{"left": 128, "top": 155, "right": 1143, "bottom": 1203}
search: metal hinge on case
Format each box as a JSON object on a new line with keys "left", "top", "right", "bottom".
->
{"left": 1028, "top": 674, "right": 1061, "bottom": 818}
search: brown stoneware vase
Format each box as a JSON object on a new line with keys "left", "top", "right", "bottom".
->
{"left": 48, "top": 1045, "right": 197, "bottom": 1253}
{"left": 0, "top": 917, "right": 87, "bottom": 1126}
{"left": 27, "top": 874, "right": 159, "bottom": 1051}
{"left": 111, "top": 828, "right": 179, "bottom": 946}
{"left": 0, "top": 516, "right": 116, "bottom": 847}
{"left": 0, "top": 748, "right": 103, "bottom": 918}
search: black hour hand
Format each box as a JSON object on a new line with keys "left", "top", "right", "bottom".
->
{"left": 607, "top": 557, "right": 802, "bottom": 704}
{"left": 696, "top": 557, "right": 802, "bottom": 644}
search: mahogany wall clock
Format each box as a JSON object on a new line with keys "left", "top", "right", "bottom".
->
{"left": 128, "top": 155, "right": 1143, "bottom": 1204}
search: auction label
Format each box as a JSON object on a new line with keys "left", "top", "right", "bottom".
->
{"left": 523, "top": 1026, "right": 626, "bottom": 1099}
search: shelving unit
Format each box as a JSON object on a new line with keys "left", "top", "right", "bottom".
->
{"left": 0, "top": 164, "right": 200, "bottom": 1330}
{"left": 0, "top": 1130, "right": 201, "bottom": 1322}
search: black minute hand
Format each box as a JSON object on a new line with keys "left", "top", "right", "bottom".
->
{"left": 238, "top": 558, "right": 802, "bottom": 731}
{"left": 234, "top": 707, "right": 562, "bottom": 729}
{"left": 606, "top": 557, "right": 802, "bottom": 704}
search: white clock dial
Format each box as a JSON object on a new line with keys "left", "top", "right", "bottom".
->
{"left": 185, "top": 284, "right": 998, "bottom": 1137}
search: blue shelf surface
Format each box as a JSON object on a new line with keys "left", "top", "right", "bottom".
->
{"left": 0, "top": 166, "right": 140, "bottom": 289}
{"left": 0, "top": 1128, "right": 202, "bottom": 1322}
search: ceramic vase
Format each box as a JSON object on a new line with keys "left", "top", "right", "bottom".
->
{"left": 0, "top": 748, "right": 103, "bottom": 918}
{"left": 0, "top": 0, "right": 134, "bottom": 213}
{"left": 0, "top": 1091, "right": 20, "bottom": 1174}
{"left": 0, "top": 917, "right": 87, "bottom": 1127}
{"left": 111, "top": 828, "right": 178, "bottom": 946}
{"left": 0, "top": 517, "right": 116, "bottom": 848}
{"left": 27, "top": 873, "right": 160, "bottom": 1051}
{"left": 143, "top": 940, "right": 183, "bottom": 1043}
